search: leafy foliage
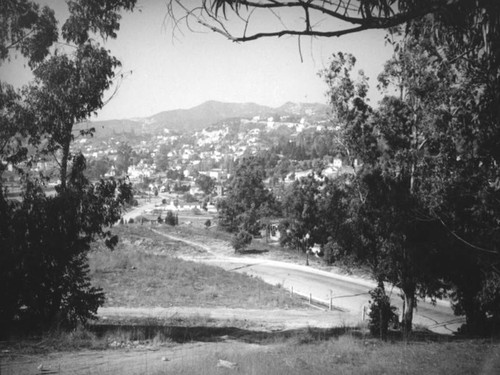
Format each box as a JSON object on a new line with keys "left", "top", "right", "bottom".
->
{"left": 165, "top": 210, "right": 178, "bottom": 226}
{"left": 0, "top": 155, "right": 132, "bottom": 332}
{"left": 217, "top": 156, "right": 279, "bottom": 234}
{"left": 0, "top": 0, "right": 58, "bottom": 66}
{"left": 85, "top": 156, "right": 112, "bottom": 180}
{"left": 115, "top": 142, "right": 133, "bottom": 175}
{"left": 62, "top": 0, "right": 135, "bottom": 44}
{"left": 0, "top": 0, "right": 137, "bottom": 334}
{"left": 155, "top": 143, "right": 170, "bottom": 172}
{"left": 280, "top": 173, "right": 322, "bottom": 252}
{"left": 195, "top": 174, "right": 216, "bottom": 195}
{"left": 315, "top": 11, "right": 500, "bottom": 333}
{"left": 316, "top": 50, "right": 451, "bottom": 334}
{"left": 231, "top": 230, "right": 253, "bottom": 253}
{"left": 165, "top": 0, "right": 500, "bottom": 337}
{"left": 368, "top": 282, "right": 398, "bottom": 340}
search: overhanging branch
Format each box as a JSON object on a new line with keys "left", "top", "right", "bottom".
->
{"left": 168, "top": 0, "right": 454, "bottom": 42}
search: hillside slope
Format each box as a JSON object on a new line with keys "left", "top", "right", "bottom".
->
{"left": 77, "top": 100, "right": 328, "bottom": 137}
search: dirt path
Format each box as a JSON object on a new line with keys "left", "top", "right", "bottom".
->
{"left": 150, "top": 228, "right": 238, "bottom": 258}
{"left": 98, "top": 306, "right": 359, "bottom": 331}
{"left": 0, "top": 341, "right": 270, "bottom": 375}
{"left": 150, "top": 229, "right": 220, "bottom": 255}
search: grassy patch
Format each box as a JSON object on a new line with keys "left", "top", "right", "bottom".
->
{"left": 163, "top": 221, "right": 234, "bottom": 242}
{"left": 154, "top": 334, "right": 500, "bottom": 375}
{"left": 88, "top": 226, "right": 304, "bottom": 309}
{"left": 154, "top": 223, "right": 369, "bottom": 274}
{"left": 0, "top": 325, "right": 109, "bottom": 355}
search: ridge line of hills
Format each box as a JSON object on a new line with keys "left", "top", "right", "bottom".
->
{"left": 77, "top": 100, "right": 329, "bottom": 137}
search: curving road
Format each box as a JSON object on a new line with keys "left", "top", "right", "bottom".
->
{"left": 149, "top": 229, "right": 465, "bottom": 334}
{"left": 198, "top": 257, "right": 464, "bottom": 335}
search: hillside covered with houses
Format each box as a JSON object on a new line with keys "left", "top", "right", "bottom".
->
{"left": 2, "top": 101, "right": 352, "bottom": 204}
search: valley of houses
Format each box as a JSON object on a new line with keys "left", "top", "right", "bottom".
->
{"left": 5, "top": 115, "right": 347, "bottom": 200}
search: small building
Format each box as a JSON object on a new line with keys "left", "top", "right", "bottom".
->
{"left": 215, "top": 184, "right": 225, "bottom": 197}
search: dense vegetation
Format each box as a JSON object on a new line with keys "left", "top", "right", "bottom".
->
{"left": 214, "top": 2, "right": 500, "bottom": 336}
{"left": 0, "top": 0, "right": 136, "bottom": 334}
{"left": 2, "top": 0, "right": 499, "bottom": 340}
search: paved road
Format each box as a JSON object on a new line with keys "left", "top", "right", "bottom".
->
{"left": 199, "top": 257, "right": 464, "bottom": 334}
{"left": 140, "top": 214, "right": 465, "bottom": 335}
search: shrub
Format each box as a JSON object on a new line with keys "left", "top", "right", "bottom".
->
{"left": 184, "top": 193, "right": 198, "bottom": 203}
{"left": 231, "top": 230, "right": 253, "bottom": 253}
{"left": 128, "top": 218, "right": 134, "bottom": 224}
{"left": 368, "top": 282, "right": 398, "bottom": 340}
{"left": 165, "top": 210, "right": 176, "bottom": 226}
{"left": 0, "top": 157, "right": 131, "bottom": 334}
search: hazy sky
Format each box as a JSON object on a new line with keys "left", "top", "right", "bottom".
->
{"left": 0, "top": 1, "right": 394, "bottom": 121}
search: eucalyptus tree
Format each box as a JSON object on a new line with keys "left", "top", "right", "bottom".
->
{"left": 164, "top": 0, "right": 500, "bottom": 335}
{"left": 196, "top": 174, "right": 216, "bottom": 195}
{"left": 319, "top": 52, "right": 450, "bottom": 334}
{"left": 280, "top": 173, "right": 322, "bottom": 256}
{"left": 395, "top": 18, "right": 500, "bottom": 334}
{"left": 116, "top": 142, "right": 133, "bottom": 175}
{"left": 0, "top": 1, "right": 57, "bottom": 174}
{"left": 341, "top": 16, "right": 500, "bottom": 333}
{"left": 0, "top": 0, "right": 136, "bottom": 333}
{"left": 217, "top": 156, "right": 279, "bottom": 235}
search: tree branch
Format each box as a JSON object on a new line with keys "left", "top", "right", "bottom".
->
{"left": 226, "top": 25, "right": 370, "bottom": 41}
{"left": 5, "top": 29, "right": 36, "bottom": 50}
{"left": 167, "top": 1, "right": 453, "bottom": 42}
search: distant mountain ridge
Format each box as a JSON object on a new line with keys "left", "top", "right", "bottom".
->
{"left": 78, "top": 100, "right": 329, "bottom": 137}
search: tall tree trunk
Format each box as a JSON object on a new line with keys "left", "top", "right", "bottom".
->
{"left": 401, "top": 287, "right": 416, "bottom": 336}
{"left": 464, "top": 306, "right": 487, "bottom": 335}
{"left": 458, "top": 282, "right": 487, "bottom": 335}
{"left": 59, "top": 140, "right": 71, "bottom": 191}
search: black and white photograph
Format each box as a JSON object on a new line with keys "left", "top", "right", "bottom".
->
{"left": 1, "top": 1, "right": 499, "bottom": 374}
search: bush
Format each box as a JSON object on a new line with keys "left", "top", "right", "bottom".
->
{"left": 231, "top": 230, "right": 253, "bottom": 253}
{"left": 0, "top": 157, "right": 131, "bottom": 334}
{"left": 368, "top": 282, "right": 398, "bottom": 340}
{"left": 184, "top": 193, "right": 198, "bottom": 203}
{"left": 165, "top": 210, "right": 176, "bottom": 226}
{"left": 128, "top": 218, "right": 134, "bottom": 224}
{"left": 204, "top": 219, "right": 211, "bottom": 229}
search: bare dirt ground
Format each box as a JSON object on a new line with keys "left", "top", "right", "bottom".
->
{"left": 98, "top": 306, "right": 359, "bottom": 331}
{"left": 0, "top": 340, "right": 273, "bottom": 375}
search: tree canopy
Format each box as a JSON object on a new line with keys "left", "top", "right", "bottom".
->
{"left": 0, "top": 0, "right": 136, "bottom": 334}
{"left": 217, "top": 156, "right": 278, "bottom": 233}
{"left": 162, "top": 0, "right": 500, "bottom": 336}
{"left": 314, "top": 10, "right": 500, "bottom": 332}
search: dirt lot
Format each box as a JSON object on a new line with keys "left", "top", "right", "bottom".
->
{"left": 0, "top": 340, "right": 273, "bottom": 375}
